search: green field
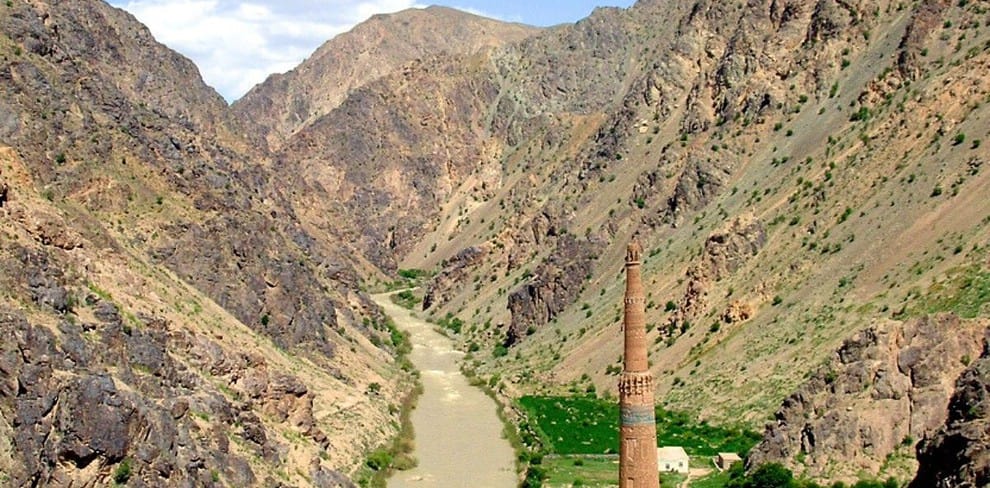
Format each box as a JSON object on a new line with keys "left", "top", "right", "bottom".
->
{"left": 542, "top": 456, "right": 617, "bottom": 487}
{"left": 518, "top": 395, "right": 761, "bottom": 457}
{"left": 541, "top": 456, "right": 689, "bottom": 488}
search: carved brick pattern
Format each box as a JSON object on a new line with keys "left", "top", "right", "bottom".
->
{"left": 619, "top": 373, "right": 654, "bottom": 396}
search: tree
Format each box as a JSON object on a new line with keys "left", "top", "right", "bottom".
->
{"left": 749, "top": 464, "right": 795, "bottom": 488}
{"left": 727, "top": 463, "right": 796, "bottom": 488}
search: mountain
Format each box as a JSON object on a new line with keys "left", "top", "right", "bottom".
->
{"left": 3, "top": 0, "right": 990, "bottom": 486}
{"left": 235, "top": 0, "right": 990, "bottom": 484}
{"left": 0, "top": 1, "right": 411, "bottom": 485}
{"left": 232, "top": 6, "right": 540, "bottom": 151}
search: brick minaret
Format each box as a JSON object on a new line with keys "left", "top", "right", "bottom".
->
{"left": 619, "top": 241, "right": 660, "bottom": 488}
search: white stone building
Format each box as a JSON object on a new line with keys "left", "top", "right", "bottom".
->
{"left": 656, "top": 446, "right": 689, "bottom": 474}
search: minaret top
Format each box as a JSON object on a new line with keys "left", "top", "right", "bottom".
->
{"left": 626, "top": 241, "right": 643, "bottom": 265}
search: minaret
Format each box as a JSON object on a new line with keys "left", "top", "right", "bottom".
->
{"left": 619, "top": 241, "right": 660, "bottom": 488}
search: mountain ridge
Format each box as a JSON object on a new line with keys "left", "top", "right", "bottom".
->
{"left": 232, "top": 5, "right": 541, "bottom": 151}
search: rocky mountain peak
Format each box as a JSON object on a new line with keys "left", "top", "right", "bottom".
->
{"left": 232, "top": 5, "right": 541, "bottom": 150}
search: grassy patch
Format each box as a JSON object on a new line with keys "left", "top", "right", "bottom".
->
{"left": 390, "top": 289, "right": 420, "bottom": 309}
{"left": 382, "top": 269, "right": 433, "bottom": 292}
{"left": 909, "top": 263, "right": 990, "bottom": 318}
{"left": 518, "top": 395, "right": 760, "bottom": 457}
{"left": 543, "top": 456, "right": 618, "bottom": 487}
{"left": 690, "top": 471, "right": 732, "bottom": 487}
{"left": 354, "top": 383, "right": 422, "bottom": 487}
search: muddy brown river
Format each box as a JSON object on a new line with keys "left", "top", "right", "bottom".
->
{"left": 373, "top": 293, "right": 516, "bottom": 488}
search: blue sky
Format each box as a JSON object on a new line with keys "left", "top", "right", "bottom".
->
{"left": 107, "top": 1, "right": 636, "bottom": 101}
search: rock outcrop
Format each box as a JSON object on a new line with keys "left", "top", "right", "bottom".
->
{"left": 0, "top": 303, "right": 360, "bottom": 487}
{"left": 911, "top": 336, "right": 990, "bottom": 488}
{"left": 668, "top": 217, "right": 766, "bottom": 330}
{"left": 749, "top": 315, "right": 988, "bottom": 482}
{"left": 506, "top": 235, "right": 603, "bottom": 346}
{"left": 0, "top": 176, "right": 7, "bottom": 208}
{"left": 2, "top": 310, "right": 224, "bottom": 486}
{"left": 423, "top": 245, "right": 489, "bottom": 310}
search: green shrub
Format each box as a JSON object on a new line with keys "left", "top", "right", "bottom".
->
{"left": 365, "top": 449, "right": 393, "bottom": 471}
{"left": 523, "top": 465, "right": 547, "bottom": 488}
{"left": 113, "top": 459, "right": 133, "bottom": 484}
{"left": 850, "top": 106, "right": 871, "bottom": 121}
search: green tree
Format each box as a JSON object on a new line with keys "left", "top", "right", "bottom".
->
{"left": 728, "top": 463, "right": 795, "bottom": 488}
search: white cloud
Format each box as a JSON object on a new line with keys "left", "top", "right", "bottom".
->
{"left": 112, "top": 0, "right": 427, "bottom": 101}
{"left": 447, "top": 5, "right": 516, "bottom": 23}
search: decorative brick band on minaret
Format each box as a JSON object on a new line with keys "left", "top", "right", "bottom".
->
{"left": 619, "top": 241, "right": 660, "bottom": 488}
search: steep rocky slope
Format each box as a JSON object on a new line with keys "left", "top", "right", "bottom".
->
{"left": 0, "top": 147, "right": 404, "bottom": 486}
{"left": 269, "top": 4, "right": 646, "bottom": 271}
{"left": 0, "top": 1, "right": 410, "bottom": 485}
{"left": 232, "top": 6, "right": 539, "bottom": 150}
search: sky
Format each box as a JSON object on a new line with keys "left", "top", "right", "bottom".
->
{"left": 107, "top": 0, "right": 637, "bottom": 102}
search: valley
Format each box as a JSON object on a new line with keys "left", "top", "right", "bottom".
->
{"left": 2, "top": 0, "right": 990, "bottom": 486}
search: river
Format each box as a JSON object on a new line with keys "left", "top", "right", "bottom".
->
{"left": 372, "top": 293, "right": 517, "bottom": 488}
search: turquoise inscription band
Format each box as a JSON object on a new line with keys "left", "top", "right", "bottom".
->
{"left": 620, "top": 405, "right": 656, "bottom": 426}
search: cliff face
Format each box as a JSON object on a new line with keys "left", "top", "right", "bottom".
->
{"left": 0, "top": 0, "right": 356, "bottom": 351}
{"left": 911, "top": 338, "right": 990, "bottom": 488}
{"left": 505, "top": 235, "right": 604, "bottom": 346}
{"left": 748, "top": 315, "right": 988, "bottom": 482}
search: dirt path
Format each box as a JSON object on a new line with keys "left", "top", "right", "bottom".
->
{"left": 679, "top": 467, "right": 713, "bottom": 488}
{"left": 373, "top": 293, "right": 516, "bottom": 488}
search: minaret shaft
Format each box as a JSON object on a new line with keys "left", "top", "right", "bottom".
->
{"left": 619, "top": 242, "right": 660, "bottom": 488}
{"left": 623, "top": 263, "right": 648, "bottom": 372}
